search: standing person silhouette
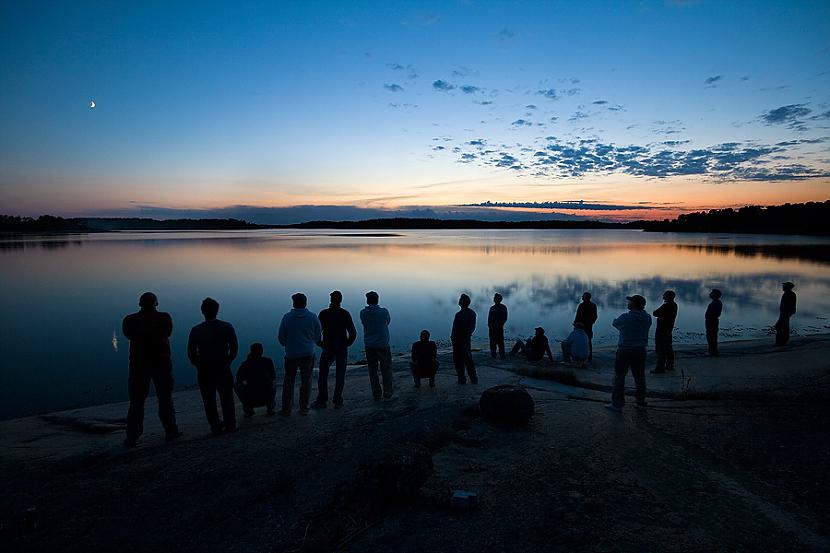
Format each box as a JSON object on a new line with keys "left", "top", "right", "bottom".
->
{"left": 574, "top": 292, "right": 598, "bottom": 362}
{"left": 313, "top": 290, "right": 357, "bottom": 409}
{"left": 774, "top": 282, "right": 797, "bottom": 346}
{"left": 705, "top": 289, "right": 723, "bottom": 356}
{"left": 488, "top": 293, "right": 508, "bottom": 359}
{"left": 360, "top": 291, "right": 393, "bottom": 401}
{"left": 277, "top": 293, "right": 321, "bottom": 415}
{"left": 188, "top": 297, "right": 239, "bottom": 434}
{"left": 451, "top": 293, "right": 478, "bottom": 384}
{"left": 607, "top": 295, "right": 652, "bottom": 412}
{"left": 651, "top": 290, "right": 678, "bottom": 374}
{"left": 122, "top": 292, "right": 181, "bottom": 447}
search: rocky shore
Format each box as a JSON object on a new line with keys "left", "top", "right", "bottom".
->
{"left": 2, "top": 336, "right": 829, "bottom": 552}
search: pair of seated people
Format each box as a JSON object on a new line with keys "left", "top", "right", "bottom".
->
{"left": 510, "top": 324, "right": 589, "bottom": 366}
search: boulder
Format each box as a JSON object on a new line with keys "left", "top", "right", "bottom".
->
{"left": 479, "top": 385, "right": 535, "bottom": 425}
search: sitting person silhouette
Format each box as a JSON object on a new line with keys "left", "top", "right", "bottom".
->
{"left": 561, "top": 322, "right": 590, "bottom": 367}
{"left": 235, "top": 343, "right": 277, "bottom": 417}
{"left": 510, "top": 327, "right": 554, "bottom": 362}
{"left": 411, "top": 330, "right": 439, "bottom": 388}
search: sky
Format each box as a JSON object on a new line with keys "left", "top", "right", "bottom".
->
{"left": 1, "top": 0, "right": 829, "bottom": 223}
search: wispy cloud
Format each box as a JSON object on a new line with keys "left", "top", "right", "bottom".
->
{"left": 704, "top": 75, "right": 723, "bottom": 86}
{"left": 384, "top": 83, "right": 404, "bottom": 92}
{"left": 537, "top": 89, "right": 558, "bottom": 100}
{"left": 460, "top": 85, "right": 481, "bottom": 94}
{"left": 498, "top": 28, "right": 515, "bottom": 40}
{"left": 511, "top": 119, "right": 532, "bottom": 127}
{"left": 760, "top": 104, "right": 812, "bottom": 131}
{"left": 463, "top": 201, "right": 659, "bottom": 211}
{"left": 592, "top": 100, "right": 608, "bottom": 105}
{"left": 433, "top": 79, "right": 456, "bottom": 91}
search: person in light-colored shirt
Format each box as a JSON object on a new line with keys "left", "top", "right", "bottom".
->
{"left": 607, "top": 294, "right": 652, "bottom": 412}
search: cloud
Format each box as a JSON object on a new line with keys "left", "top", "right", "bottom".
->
{"left": 476, "top": 100, "right": 494, "bottom": 105}
{"left": 452, "top": 67, "right": 472, "bottom": 77}
{"left": 760, "top": 104, "right": 812, "bottom": 131}
{"left": 460, "top": 85, "right": 480, "bottom": 94}
{"left": 384, "top": 83, "right": 404, "bottom": 92}
{"left": 386, "top": 63, "right": 404, "bottom": 70}
{"left": 537, "top": 89, "right": 558, "bottom": 100}
{"left": 525, "top": 104, "right": 537, "bottom": 110}
{"left": 432, "top": 79, "right": 456, "bottom": 91}
{"left": 704, "top": 75, "right": 723, "bottom": 86}
{"left": 498, "top": 28, "right": 515, "bottom": 40}
{"left": 464, "top": 201, "right": 657, "bottom": 211}
{"left": 592, "top": 100, "right": 608, "bottom": 105}
{"left": 569, "top": 111, "right": 590, "bottom": 121}
{"left": 466, "top": 139, "right": 487, "bottom": 146}
{"left": 511, "top": 119, "right": 532, "bottom": 127}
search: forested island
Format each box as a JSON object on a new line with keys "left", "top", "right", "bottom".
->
{"left": 2, "top": 200, "right": 828, "bottom": 235}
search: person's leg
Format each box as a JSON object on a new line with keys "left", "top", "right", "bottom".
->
{"left": 198, "top": 371, "right": 222, "bottom": 432}
{"left": 510, "top": 340, "right": 525, "bottom": 356}
{"left": 315, "top": 349, "right": 333, "bottom": 405}
{"left": 775, "top": 315, "right": 790, "bottom": 346}
{"left": 152, "top": 367, "right": 179, "bottom": 435}
{"left": 706, "top": 321, "right": 719, "bottom": 355}
{"left": 218, "top": 368, "right": 236, "bottom": 430}
{"left": 489, "top": 329, "right": 497, "bottom": 358}
{"left": 126, "top": 368, "right": 152, "bottom": 444}
{"left": 281, "top": 358, "right": 298, "bottom": 414}
{"left": 298, "top": 355, "right": 313, "bottom": 412}
{"left": 452, "top": 342, "right": 466, "bottom": 383}
{"left": 234, "top": 382, "right": 254, "bottom": 416}
{"left": 631, "top": 348, "right": 647, "bottom": 406}
{"left": 465, "top": 349, "right": 478, "bottom": 384}
{"left": 654, "top": 332, "right": 666, "bottom": 372}
{"left": 366, "top": 348, "right": 382, "bottom": 399}
{"left": 497, "top": 328, "right": 505, "bottom": 359}
{"left": 332, "top": 348, "right": 347, "bottom": 406}
{"left": 379, "top": 347, "right": 394, "bottom": 398}
{"left": 666, "top": 333, "right": 675, "bottom": 371}
{"left": 611, "top": 349, "right": 630, "bottom": 408}
{"left": 561, "top": 342, "right": 572, "bottom": 363}
{"left": 586, "top": 326, "right": 594, "bottom": 362}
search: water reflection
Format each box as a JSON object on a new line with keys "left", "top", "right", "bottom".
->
{"left": 1, "top": 229, "right": 829, "bottom": 420}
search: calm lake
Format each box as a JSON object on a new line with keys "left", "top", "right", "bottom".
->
{"left": 2, "top": 229, "right": 829, "bottom": 419}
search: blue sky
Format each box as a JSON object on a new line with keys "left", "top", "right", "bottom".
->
{"left": 1, "top": 1, "right": 828, "bottom": 222}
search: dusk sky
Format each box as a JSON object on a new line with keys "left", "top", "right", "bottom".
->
{"left": 1, "top": 1, "right": 829, "bottom": 222}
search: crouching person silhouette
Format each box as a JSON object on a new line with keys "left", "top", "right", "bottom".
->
{"left": 411, "top": 330, "right": 439, "bottom": 388}
{"left": 235, "top": 343, "right": 277, "bottom": 417}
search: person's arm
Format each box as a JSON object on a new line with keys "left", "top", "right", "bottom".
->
{"left": 545, "top": 340, "right": 554, "bottom": 362}
{"left": 590, "top": 305, "right": 598, "bottom": 325}
{"left": 385, "top": 308, "right": 391, "bottom": 325}
{"left": 411, "top": 343, "right": 418, "bottom": 363}
{"left": 277, "top": 317, "right": 287, "bottom": 346}
{"left": 313, "top": 314, "right": 322, "bottom": 344}
{"left": 266, "top": 358, "right": 276, "bottom": 382}
{"left": 612, "top": 314, "right": 623, "bottom": 329}
{"left": 503, "top": 305, "right": 508, "bottom": 324}
{"left": 122, "top": 316, "right": 133, "bottom": 340}
{"left": 346, "top": 313, "right": 357, "bottom": 347}
{"left": 187, "top": 328, "right": 198, "bottom": 366}
{"left": 469, "top": 311, "right": 476, "bottom": 335}
{"left": 162, "top": 313, "right": 173, "bottom": 338}
{"left": 227, "top": 325, "right": 238, "bottom": 364}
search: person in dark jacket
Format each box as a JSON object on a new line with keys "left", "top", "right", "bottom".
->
{"left": 774, "top": 282, "right": 797, "bottom": 346}
{"left": 451, "top": 293, "right": 478, "bottom": 384}
{"left": 188, "top": 297, "right": 239, "bottom": 434}
{"left": 122, "top": 292, "right": 181, "bottom": 447}
{"left": 510, "top": 327, "right": 555, "bottom": 362}
{"left": 651, "top": 290, "right": 678, "bottom": 373}
{"left": 411, "top": 329, "right": 439, "bottom": 388}
{"left": 312, "top": 290, "right": 357, "bottom": 409}
{"left": 235, "top": 343, "right": 277, "bottom": 417}
{"left": 705, "top": 289, "right": 723, "bottom": 356}
{"left": 574, "top": 292, "right": 598, "bottom": 362}
{"left": 488, "top": 293, "right": 508, "bottom": 359}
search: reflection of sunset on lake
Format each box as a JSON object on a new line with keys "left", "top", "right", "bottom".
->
{"left": 2, "top": 229, "right": 829, "bottom": 419}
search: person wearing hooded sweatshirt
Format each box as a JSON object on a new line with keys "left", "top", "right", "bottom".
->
{"left": 312, "top": 290, "right": 357, "bottom": 409}
{"left": 188, "top": 297, "right": 239, "bottom": 434}
{"left": 451, "top": 293, "right": 478, "bottom": 384}
{"left": 235, "top": 343, "right": 277, "bottom": 417}
{"left": 360, "top": 291, "right": 393, "bottom": 400}
{"left": 278, "top": 293, "right": 322, "bottom": 415}
{"left": 122, "top": 292, "right": 181, "bottom": 447}
{"left": 607, "top": 294, "right": 652, "bottom": 412}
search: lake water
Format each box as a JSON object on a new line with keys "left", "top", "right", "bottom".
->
{"left": 2, "top": 229, "right": 829, "bottom": 420}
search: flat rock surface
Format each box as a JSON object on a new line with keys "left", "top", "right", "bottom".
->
{"left": 2, "top": 337, "right": 829, "bottom": 552}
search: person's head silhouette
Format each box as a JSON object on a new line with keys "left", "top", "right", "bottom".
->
{"left": 459, "top": 293, "right": 471, "bottom": 308}
{"left": 709, "top": 289, "right": 722, "bottom": 300}
{"left": 292, "top": 293, "right": 307, "bottom": 309}
{"left": 139, "top": 292, "right": 158, "bottom": 310}
{"left": 201, "top": 297, "right": 219, "bottom": 320}
{"left": 493, "top": 293, "right": 503, "bottom": 304}
{"left": 365, "top": 291, "right": 379, "bottom": 305}
{"left": 248, "top": 342, "right": 264, "bottom": 359}
{"left": 582, "top": 292, "right": 592, "bottom": 302}
{"left": 330, "top": 290, "right": 343, "bottom": 306}
{"left": 419, "top": 329, "right": 430, "bottom": 341}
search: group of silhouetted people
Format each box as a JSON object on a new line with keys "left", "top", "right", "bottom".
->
{"left": 122, "top": 282, "right": 797, "bottom": 444}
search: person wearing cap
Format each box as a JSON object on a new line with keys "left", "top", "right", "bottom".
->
{"left": 574, "top": 292, "right": 598, "bottom": 362}
{"left": 561, "top": 322, "right": 590, "bottom": 367}
{"left": 452, "top": 294, "right": 478, "bottom": 384}
{"left": 488, "top": 293, "right": 508, "bottom": 359}
{"left": 121, "top": 292, "right": 181, "bottom": 447}
{"left": 774, "top": 282, "right": 797, "bottom": 346}
{"left": 359, "top": 291, "right": 393, "bottom": 400}
{"left": 312, "top": 291, "right": 357, "bottom": 409}
{"left": 235, "top": 343, "right": 277, "bottom": 417}
{"left": 410, "top": 329, "right": 439, "bottom": 388}
{"left": 277, "top": 293, "right": 322, "bottom": 415}
{"left": 705, "top": 289, "right": 723, "bottom": 356}
{"left": 652, "top": 290, "right": 678, "bottom": 374}
{"left": 510, "top": 327, "right": 554, "bottom": 362}
{"left": 607, "top": 294, "right": 652, "bottom": 412}
{"left": 188, "top": 297, "right": 239, "bottom": 433}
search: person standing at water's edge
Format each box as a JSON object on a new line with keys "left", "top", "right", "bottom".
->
{"left": 122, "top": 292, "right": 181, "bottom": 447}
{"left": 187, "top": 297, "right": 239, "bottom": 434}
{"left": 488, "top": 293, "right": 508, "bottom": 359}
{"left": 313, "top": 290, "right": 357, "bottom": 409}
{"left": 360, "top": 291, "right": 393, "bottom": 400}
{"left": 652, "top": 290, "right": 678, "bottom": 374}
{"left": 277, "top": 293, "right": 322, "bottom": 415}
{"left": 452, "top": 293, "right": 478, "bottom": 384}
{"left": 705, "top": 289, "right": 723, "bottom": 356}
{"left": 574, "top": 292, "right": 598, "bottom": 362}
{"left": 607, "top": 294, "right": 651, "bottom": 412}
{"left": 774, "top": 282, "right": 797, "bottom": 346}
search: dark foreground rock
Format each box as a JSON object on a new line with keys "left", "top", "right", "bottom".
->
{"left": 479, "top": 384, "right": 535, "bottom": 425}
